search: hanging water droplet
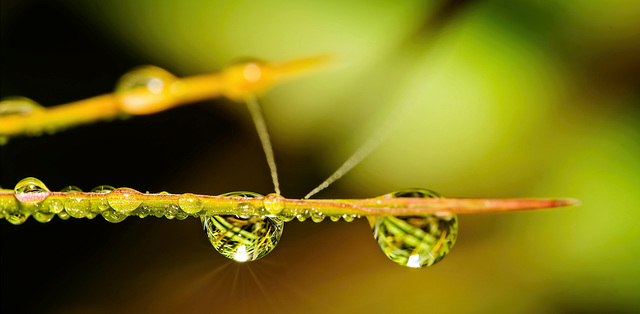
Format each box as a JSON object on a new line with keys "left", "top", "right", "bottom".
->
{"left": 203, "top": 191, "right": 282, "bottom": 262}
{"left": 178, "top": 193, "right": 203, "bottom": 214}
{"left": 14, "top": 177, "right": 50, "bottom": 205}
{"left": 90, "top": 185, "right": 115, "bottom": 212}
{"left": 6, "top": 212, "right": 28, "bottom": 225}
{"left": 310, "top": 210, "right": 325, "bottom": 223}
{"left": 0, "top": 97, "right": 44, "bottom": 116}
{"left": 57, "top": 211, "right": 70, "bottom": 220}
{"left": 107, "top": 188, "right": 143, "bottom": 214}
{"left": 33, "top": 212, "right": 55, "bottom": 223}
{"left": 342, "top": 214, "right": 356, "bottom": 222}
{"left": 102, "top": 209, "right": 127, "bottom": 223}
{"left": 329, "top": 215, "right": 341, "bottom": 222}
{"left": 203, "top": 215, "right": 284, "bottom": 262}
{"left": 371, "top": 189, "right": 458, "bottom": 268}
{"left": 115, "top": 66, "right": 182, "bottom": 114}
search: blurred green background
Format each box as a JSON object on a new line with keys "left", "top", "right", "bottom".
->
{"left": 1, "top": 0, "right": 639, "bottom": 313}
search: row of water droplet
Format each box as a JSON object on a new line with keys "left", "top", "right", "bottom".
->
{"left": 3, "top": 178, "right": 458, "bottom": 268}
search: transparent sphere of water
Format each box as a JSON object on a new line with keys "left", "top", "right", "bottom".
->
{"left": 202, "top": 191, "right": 284, "bottom": 262}
{"left": 371, "top": 189, "right": 458, "bottom": 268}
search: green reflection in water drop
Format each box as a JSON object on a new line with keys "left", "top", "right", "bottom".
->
{"left": 371, "top": 189, "right": 458, "bottom": 268}
{"left": 202, "top": 191, "right": 283, "bottom": 262}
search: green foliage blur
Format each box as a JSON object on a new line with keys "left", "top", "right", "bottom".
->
{"left": 1, "top": 0, "right": 639, "bottom": 313}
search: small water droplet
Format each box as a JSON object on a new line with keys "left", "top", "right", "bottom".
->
{"left": 310, "top": 210, "right": 325, "bottom": 223}
{"left": 102, "top": 209, "right": 127, "bottom": 223}
{"left": 263, "top": 193, "right": 284, "bottom": 215}
{"left": 0, "top": 97, "right": 43, "bottom": 116}
{"left": 115, "top": 66, "right": 182, "bottom": 114}
{"left": 203, "top": 215, "right": 284, "bottom": 262}
{"left": 178, "top": 193, "right": 203, "bottom": 214}
{"left": 175, "top": 211, "right": 188, "bottom": 220}
{"left": 33, "top": 212, "right": 55, "bottom": 223}
{"left": 14, "top": 177, "right": 50, "bottom": 205}
{"left": 90, "top": 185, "right": 115, "bottom": 193}
{"left": 57, "top": 211, "right": 70, "bottom": 220}
{"left": 60, "top": 186, "right": 82, "bottom": 192}
{"left": 6, "top": 212, "right": 28, "bottom": 225}
{"left": 107, "top": 188, "right": 143, "bottom": 214}
{"left": 329, "top": 215, "right": 341, "bottom": 222}
{"left": 342, "top": 214, "right": 355, "bottom": 222}
{"left": 90, "top": 185, "right": 115, "bottom": 211}
{"left": 64, "top": 194, "right": 90, "bottom": 219}
{"left": 371, "top": 189, "right": 457, "bottom": 268}
{"left": 44, "top": 198, "right": 64, "bottom": 213}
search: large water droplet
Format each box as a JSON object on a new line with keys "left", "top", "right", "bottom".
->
{"left": 14, "top": 177, "right": 50, "bottom": 205}
{"left": 107, "top": 188, "right": 143, "bottom": 214}
{"left": 115, "top": 66, "right": 182, "bottom": 114}
{"left": 371, "top": 189, "right": 458, "bottom": 268}
{"left": 203, "top": 215, "right": 284, "bottom": 262}
{"left": 203, "top": 191, "right": 282, "bottom": 262}
{"left": 178, "top": 193, "right": 203, "bottom": 214}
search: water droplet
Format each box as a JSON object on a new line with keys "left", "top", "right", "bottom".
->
{"left": 107, "top": 188, "right": 143, "bottom": 214}
{"left": 220, "top": 191, "right": 264, "bottom": 216}
{"left": 263, "top": 193, "right": 284, "bottom": 215}
{"left": 203, "top": 215, "right": 284, "bottom": 262}
{"left": 0, "top": 97, "right": 43, "bottom": 116}
{"left": 6, "top": 213, "right": 28, "bottom": 225}
{"left": 90, "top": 185, "right": 115, "bottom": 193}
{"left": 57, "top": 211, "right": 70, "bottom": 220}
{"left": 64, "top": 194, "right": 90, "bottom": 219}
{"left": 296, "top": 214, "right": 307, "bottom": 222}
{"left": 175, "top": 211, "right": 188, "bottom": 220}
{"left": 203, "top": 191, "right": 281, "bottom": 262}
{"left": 178, "top": 193, "right": 203, "bottom": 214}
{"left": 33, "top": 212, "right": 55, "bottom": 223}
{"left": 343, "top": 214, "right": 356, "bottom": 223}
{"left": 102, "top": 209, "right": 127, "bottom": 223}
{"left": 44, "top": 198, "right": 64, "bottom": 213}
{"left": 61, "top": 186, "right": 82, "bottom": 192}
{"left": 310, "top": 210, "right": 325, "bottom": 223}
{"left": 371, "top": 189, "right": 457, "bottom": 268}
{"left": 90, "top": 185, "right": 115, "bottom": 211}
{"left": 329, "top": 215, "right": 341, "bottom": 222}
{"left": 115, "top": 66, "right": 182, "bottom": 114}
{"left": 14, "top": 177, "right": 50, "bottom": 205}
